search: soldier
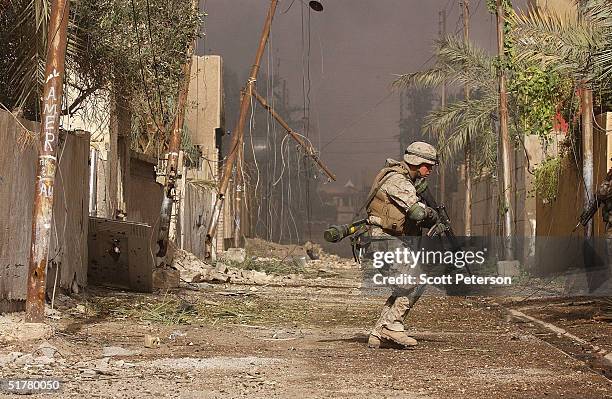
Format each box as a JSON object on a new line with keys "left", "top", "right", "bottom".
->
{"left": 579, "top": 166, "right": 612, "bottom": 236}
{"left": 364, "top": 141, "right": 440, "bottom": 349}
{"left": 596, "top": 166, "right": 612, "bottom": 235}
{"left": 578, "top": 165, "right": 612, "bottom": 295}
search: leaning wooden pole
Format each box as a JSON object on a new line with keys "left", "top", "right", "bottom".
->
{"left": 157, "top": 0, "right": 200, "bottom": 257}
{"left": 438, "top": 9, "right": 447, "bottom": 204}
{"left": 462, "top": 0, "right": 472, "bottom": 236}
{"left": 496, "top": 0, "right": 514, "bottom": 257}
{"left": 25, "top": 0, "right": 71, "bottom": 322}
{"left": 251, "top": 89, "right": 336, "bottom": 181}
{"left": 204, "top": 0, "right": 279, "bottom": 258}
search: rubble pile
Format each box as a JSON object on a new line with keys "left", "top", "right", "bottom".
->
{"left": 0, "top": 314, "right": 53, "bottom": 344}
{"left": 167, "top": 240, "right": 358, "bottom": 288}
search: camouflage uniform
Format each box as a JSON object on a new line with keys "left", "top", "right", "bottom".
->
{"left": 586, "top": 167, "right": 612, "bottom": 295}
{"left": 367, "top": 170, "right": 428, "bottom": 338}
{"left": 597, "top": 167, "right": 612, "bottom": 236}
{"left": 365, "top": 142, "right": 438, "bottom": 348}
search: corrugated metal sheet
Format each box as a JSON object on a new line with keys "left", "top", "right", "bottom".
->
{"left": 183, "top": 181, "right": 215, "bottom": 258}
{"left": 0, "top": 110, "right": 89, "bottom": 306}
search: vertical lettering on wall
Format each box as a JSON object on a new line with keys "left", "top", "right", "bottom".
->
{"left": 43, "top": 78, "right": 58, "bottom": 152}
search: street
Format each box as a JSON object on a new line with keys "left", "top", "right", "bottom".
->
{"left": 1, "top": 256, "right": 610, "bottom": 398}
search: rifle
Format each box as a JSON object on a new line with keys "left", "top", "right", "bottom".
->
{"left": 419, "top": 188, "right": 460, "bottom": 250}
{"left": 418, "top": 187, "right": 474, "bottom": 279}
{"left": 575, "top": 198, "right": 600, "bottom": 231}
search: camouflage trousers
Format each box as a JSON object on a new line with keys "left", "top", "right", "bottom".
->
{"left": 366, "top": 229, "right": 427, "bottom": 338}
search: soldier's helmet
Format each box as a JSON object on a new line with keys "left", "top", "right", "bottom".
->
{"left": 404, "top": 141, "right": 439, "bottom": 166}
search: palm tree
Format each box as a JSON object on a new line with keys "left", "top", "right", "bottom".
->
{"left": 394, "top": 35, "right": 500, "bottom": 172}
{"left": 6, "top": 0, "right": 86, "bottom": 117}
{"left": 3, "top": 0, "right": 201, "bottom": 154}
{"left": 394, "top": 35, "right": 501, "bottom": 237}
{"left": 511, "top": 0, "right": 612, "bottom": 319}
{"left": 510, "top": 1, "right": 611, "bottom": 87}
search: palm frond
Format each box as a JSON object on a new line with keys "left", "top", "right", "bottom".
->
{"left": 423, "top": 93, "right": 499, "bottom": 162}
{"left": 7, "top": 0, "right": 86, "bottom": 114}
{"left": 394, "top": 35, "right": 496, "bottom": 93}
{"left": 510, "top": 5, "right": 606, "bottom": 78}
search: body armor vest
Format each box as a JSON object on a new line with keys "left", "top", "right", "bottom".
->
{"left": 364, "top": 161, "right": 416, "bottom": 236}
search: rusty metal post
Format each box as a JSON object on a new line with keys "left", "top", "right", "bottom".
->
{"left": 205, "top": 0, "right": 279, "bottom": 258}
{"left": 497, "top": 0, "right": 514, "bottom": 258}
{"left": 157, "top": 0, "right": 199, "bottom": 257}
{"left": 25, "top": 0, "right": 71, "bottom": 322}
{"left": 251, "top": 89, "right": 336, "bottom": 181}
{"left": 582, "top": 86, "right": 594, "bottom": 237}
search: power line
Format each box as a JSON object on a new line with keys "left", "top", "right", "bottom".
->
{"left": 321, "top": 91, "right": 394, "bottom": 149}
{"left": 129, "top": 0, "right": 165, "bottom": 134}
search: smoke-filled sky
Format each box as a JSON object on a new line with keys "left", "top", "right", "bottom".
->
{"left": 199, "top": 0, "right": 527, "bottom": 190}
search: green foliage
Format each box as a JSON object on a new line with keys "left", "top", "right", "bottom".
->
{"left": 181, "top": 126, "right": 202, "bottom": 166}
{"left": 533, "top": 156, "right": 562, "bottom": 203}
{"left": 487, "top": 0, "right": 513, "bottom": 14}
{"left": 2, "top": 0, "right": 202, "bottom": 152}
{"left": 509, "top": 66, "right": 562, "bottom": 139}
{"left": 394, "top": 35, "right": 498, "bottom": 169}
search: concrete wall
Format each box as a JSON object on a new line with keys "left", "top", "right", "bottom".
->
{"left": 93, "top": 151, "right": 162, "bottom": 229}
{"left": 529, "top": 0, "right": 576, "bottom": 16}
{"left": 449, "top": 136, "right": 540, "bottom": 238}
{"left": 185, "top": 55, "right": 223, "bottom": 180}
{"left": 450, "top": 120, "right": 609, "bottom": 239}
{"left": 0, "top": 110, "right": 89, "bottom": 308}
{"left": 178, "top": 54, "right": 242, "bottom": 254}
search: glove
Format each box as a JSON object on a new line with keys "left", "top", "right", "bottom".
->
{"left": 420, "top": 206, "right": 439, "bottom": 228}
{"left": 427, "top": 222, "right": 449, "bottom": 237}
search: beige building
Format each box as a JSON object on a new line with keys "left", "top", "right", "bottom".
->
{"left": 178, "top": 55, "right": 246, "bottom": 256}
{"left": 528, "top": 0, "right": 576, "bottom": 16}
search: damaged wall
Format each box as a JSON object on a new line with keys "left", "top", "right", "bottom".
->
{"left": 0, "top": 110, "right": 89, "bottom": 309}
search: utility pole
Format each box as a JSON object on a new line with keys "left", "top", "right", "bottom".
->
{"left": 496, "top": 0, "right": 514, "bottom": 257}
{"left": 157, "top": 0, "right": 200, "bottom": 257}
{"left": 25, "top": 0, "right": 70, "bottom": 322}
{"left": 582, "top": 86, "right": 594, "bottom": 237}
{"left": 252, "top": 88, "right": 336, "bottom": 181}
{"left": 462, "top": 0, "right": 472, "bottom": 236}
{"left": 233, "top": 138, "right": 243, "bottom": 247}
{"left": 205, "top": 0, "right": 279, "bottom": 258}
{"left": 438, "top": 9, "right": 447, "bottom": 204}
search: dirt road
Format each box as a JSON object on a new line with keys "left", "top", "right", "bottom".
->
{"left": 1, "top": 264, "right": 611, "bottom": 398}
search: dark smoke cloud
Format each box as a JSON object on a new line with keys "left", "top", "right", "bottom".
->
{"left": 200, "top": 0, "right": 527, "bottom": 189}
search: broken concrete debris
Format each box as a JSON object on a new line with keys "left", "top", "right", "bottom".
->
{"left": 221, "top": 247, "right": 247, "bottom": 263}
{"left": 169, "top": 240, "right": 355, "bottom": 287}
{"left": 102, "top": 346, "right": 140, "bottom": 357}
{"left": 153, "top": 266, "right": 181, "bottom": 289}
{"left": 144, "top": 334, "right": 161, "bottom": 348}
{"left": 36, "top": 342, "right": 59, "bottom": 358}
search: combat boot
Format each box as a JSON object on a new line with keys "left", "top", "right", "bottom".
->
{"left": 381, "top": 327, "right": 418, "bottom": 347}
{"left": 368, "top": 328, "right": 417, "bottom": 349}
{"left": 367, "top": 334, "right": 382, "bottom": 348}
